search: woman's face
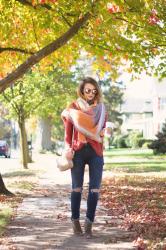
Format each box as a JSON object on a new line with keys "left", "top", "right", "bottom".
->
{"left": 83, "top": 83, "right": 97, "bottom": 102}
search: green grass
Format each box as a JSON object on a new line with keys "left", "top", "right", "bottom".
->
{"left": 0, "top": 206, "right": 12, "bottom": 236}
{"left": 4, "top": 169, "right": 39, "bottom": 191}
{"left": 104, "top": 148, "right": 154, "bottom": 156}
{"left": 104, "top": 162, "right": 166, "bottom": 172}
{"left": 104, "top": 148, "right": 166, "bottom": 173}
{"left": 3, "top": 169, "right": 41, "bottom": 178}
{"left": 9, "top": 180, "right": 35, "bottom": 190}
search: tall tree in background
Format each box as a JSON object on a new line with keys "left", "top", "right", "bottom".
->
{"left": 102, "top": 79, "right": 124, "bottom": 126}
{"left": 35, "top": 68, "right": 76, "bottom": 151}
{"left": 0, "top": 106, "right": 12, "bottom": 142}
{"left": 0, "top": 69, "right": 76, "bottom": 169}
{"left": 0, "top": 68, "right": 75, "bottom": 194}
{"left": 0, "top": 0, "right": 165, "bottom": 92}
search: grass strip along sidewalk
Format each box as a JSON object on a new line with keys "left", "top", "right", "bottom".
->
{"left": 101, "top": 148, "right": 166, "bottom": 250}
{"left": 0, "top": 169, "right": 39, "bottom": 238}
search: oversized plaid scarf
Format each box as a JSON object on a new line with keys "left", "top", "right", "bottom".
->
{"left": 62, "top": 98, "right": 106, "bottom": 143}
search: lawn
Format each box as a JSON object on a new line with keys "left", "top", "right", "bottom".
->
{"left": 102, "top": 148, "right": 166, "bottom": 249}
{"left": 104, "top": 148, "right": 166, "bottom": 173}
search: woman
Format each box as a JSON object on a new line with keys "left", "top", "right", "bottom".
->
{"left": 61, "top": 77, "right": 107, "bottom": 238}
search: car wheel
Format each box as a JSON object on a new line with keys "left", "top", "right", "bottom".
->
{"left": 5, "top": 155, "right": 7, "bottom": 158}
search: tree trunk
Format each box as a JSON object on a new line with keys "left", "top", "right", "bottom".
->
{"left": 18, "top": 118, "right": 29, "bottom": 169}
{"left": 0, "top": 173, "right": 14, "bottom": 196}
{"left": 35, "top": 117, "right": 52, "bottom": 151}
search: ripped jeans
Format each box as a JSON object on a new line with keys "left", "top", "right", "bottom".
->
{"left": 71, "top": 143, "right": 104, "bottom": 222}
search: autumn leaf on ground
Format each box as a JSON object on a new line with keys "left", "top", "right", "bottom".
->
{"left": 101, "top": 176, "right": 166, "bottom": 249}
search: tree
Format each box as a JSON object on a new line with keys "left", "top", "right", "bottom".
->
{"left": 148, "top": 121, "right": 166, "bottom": 154}
{"left": 101, "top": 78, "right": 124, "bottom": 149}
{"left": 0, "top": 69, "right": 76, "bottom": 168}
{"left": 0, "top": 73, "right": 45, "bottom": 168}
{"left": 0, "top": 0, "right": 166, "bottom": 92}
{"left": 34, "top": 68, "right": 76, "bottom": 151}
{"left": 102, "top": 79, "right": 124, "bottom": 126}
{"left": 0, "top": 173, "right": 13, "bottom": 196}
{"left": 0, "top": 105, "right": 12, "bottom": 140}
{"left": 0, "top": 69, "right": 75, "bottom": 194}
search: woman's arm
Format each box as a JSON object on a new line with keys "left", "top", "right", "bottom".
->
{"left": 63, "top": 119, "right": 74, "bottom": 159}
{"left": 103, "top": 112, "right": 108, "bottom": 128}
{"left": 64, "top": 118, "right": 74, "bottom": 149}
{"left": 100, "top": 112, "right": 108, "bottom": 137}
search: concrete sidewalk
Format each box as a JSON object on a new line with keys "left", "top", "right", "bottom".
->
{"left": 1, "top": 153, "right": 136, "bottom": 250}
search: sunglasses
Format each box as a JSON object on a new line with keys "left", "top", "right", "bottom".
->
{"left": 84, "top": 88, "right": 98, "bottom": 95}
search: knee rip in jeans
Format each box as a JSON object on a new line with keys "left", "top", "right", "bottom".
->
{"left": 90, "top": 188, "right": 100, "bottom": 193}
{"left": 72, "top": 187, "right": 82, "bottom": 193}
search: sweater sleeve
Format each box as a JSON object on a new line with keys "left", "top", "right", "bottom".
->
{"left": 64, "top": 119, "right": 73, "bottom": 149}
{"left": 103, "top": 111, "right": 108, "bottom": 129}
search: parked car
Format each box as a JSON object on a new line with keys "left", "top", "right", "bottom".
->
{"left": 0, "top": 140, "right": 11, "bottom": 158}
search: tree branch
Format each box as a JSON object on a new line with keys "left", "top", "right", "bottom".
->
{"left": 24, "top": 97, "right": 46, "bottom": 118}
{"left": 0, "top": 47, "right": 35, "bottom": 55}
{"left": 31, "top": 16, "right": 40, "bottom": 49}
{"left": 2, "top": 92, "right": 20, "bottom": 115}
{"left": 58, "top": 9, "right": 72, "bottom": 27}
{"left": 15, "top": 0, "right": 52, "bottom": 10}
{"left": 15, "top": 0, "right": 85, "bottom": 28}
{"left": 0, "top": 12, "right": 91, "bottom": 93}
{"left": 115, "top": 16, "right": 166, "bottom": 36}
{"left": 114, "top": 17, "right": 143, "bottom": 28}
{"left": 15, "top": 0, "right": 34, "bottom": 8}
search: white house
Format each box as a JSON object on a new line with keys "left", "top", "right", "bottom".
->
{"left": 120, "top": 77, "right": 166, "bottom": 139}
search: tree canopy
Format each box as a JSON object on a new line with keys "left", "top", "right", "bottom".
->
{"left": 0, "top": 0, "right": 165, "bottom": 92}
{"left": 0, "top": 68, "right": 76, "bottom": 121}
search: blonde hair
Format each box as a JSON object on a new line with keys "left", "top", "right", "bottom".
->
{"left": 77, "top": 77, "right": 102, "bottom": 103}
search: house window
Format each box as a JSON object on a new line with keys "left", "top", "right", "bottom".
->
{"left": 145, "top": 112, "right": 153, "bottom": 118}
{"left": 159, "top": 98, "right": 166, "bottom": 110}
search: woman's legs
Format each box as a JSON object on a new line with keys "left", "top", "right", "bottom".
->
{"left": 70, "top": 144, "right": 103, "bottom": 236}
{"left": 86, "top": 155, "right": 103, "bottom": 223}
{"left": 71, "top": 150, "right": 85, "bottom": 220}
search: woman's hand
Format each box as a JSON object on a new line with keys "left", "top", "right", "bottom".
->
{"left": 100, "top": 128, "right": 105, "bottom": 137}
{"left": 64, "top": 148, "right": 74, "bottom": 160}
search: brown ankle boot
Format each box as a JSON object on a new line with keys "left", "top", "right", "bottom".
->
{"left": 84, "top": 218, "right": 93, "bottom": 238}
{"left": 72, "top": 219, "right": 83, "bottom": 235}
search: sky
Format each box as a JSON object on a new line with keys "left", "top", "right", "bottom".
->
{"left": 119, "top": 72, "right": 155, "bottom": 99}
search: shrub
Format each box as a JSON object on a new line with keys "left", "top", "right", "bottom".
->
{"left": 125, "top": 131, "right": 144, "bottom": 148}
{"left": 112, "top": 134, "right": 128, "bottom": 148}
{"left": 148, "top": 122, "right": 166, "bottom": 154}
{"left": 112, "top": 131, "right": 150, "bottom": 149}
{"left": 138, "top": 139, "right": 153, "bottom": 148}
